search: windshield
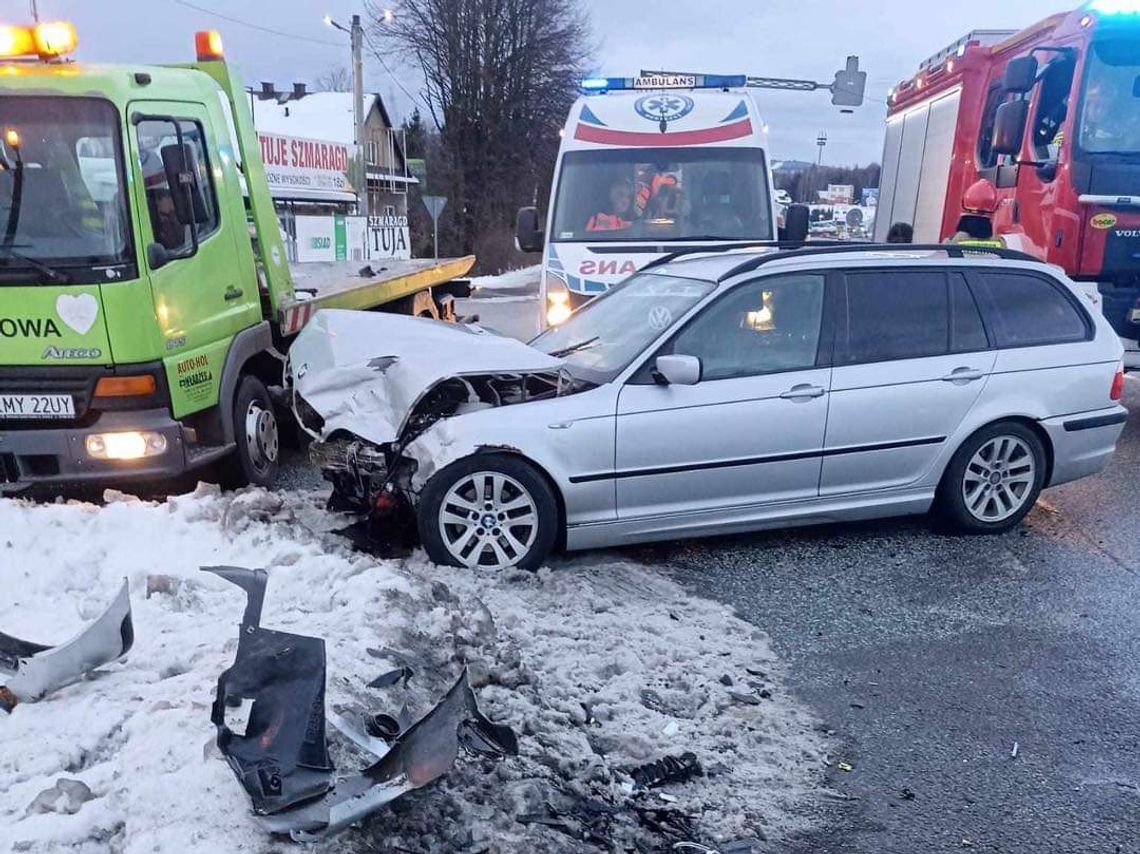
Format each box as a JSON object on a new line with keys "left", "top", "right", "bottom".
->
{"left": 550, "top": 148, "right": 773, "bottom": 243}
{"left": 1078, "top": 39, "right": 1140, "bottom": 156}
{"left": 531, "top": 272, "right": 715, "bottom": 381}
{"left": 0, "top": 97, "right": 132, "bottom": 281}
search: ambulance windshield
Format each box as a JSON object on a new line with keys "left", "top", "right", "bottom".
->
{"left": 0, "top": 97, "right": 132, "bottom": 281}
{"left": 1078, "top": 39, "right": 1140, "bottom": 156}
{"left": 550, "top": 148, "right": 773, "bottom": 242}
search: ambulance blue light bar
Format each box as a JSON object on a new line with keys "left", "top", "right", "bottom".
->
{"left": 580, "top": 73, "right": 747, "bottom": 93}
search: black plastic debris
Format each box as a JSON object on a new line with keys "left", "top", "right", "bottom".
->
{"left": 1, "top": 579, "right": 133, "bottom": 712}
{"left": 629, "top": 752, "right": 702, "bottom": 789}
{"left": 368, "top": 665, "right": 415, "bottom": 689}
{"left": 206, "top": 565, "right": 518, "bottom": 841}
{"left": 205, "top": 566, "right": 333, "bottom": 815}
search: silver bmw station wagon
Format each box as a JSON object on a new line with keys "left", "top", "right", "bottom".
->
{"left": 291, "top": 245, "right": 1128, "bottom": 570}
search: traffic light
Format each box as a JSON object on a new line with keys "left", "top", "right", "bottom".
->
{"left": 831, "top": 56, "right": 866, "bottom": 107}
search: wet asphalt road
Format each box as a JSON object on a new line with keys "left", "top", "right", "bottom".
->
{"left": 647, "top": 378, "right": 1140, "bottom": 854}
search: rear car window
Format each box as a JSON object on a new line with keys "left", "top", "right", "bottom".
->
{"left": 842, "top": 270, "right": 949, "bottom": 364}
{"left": 969, "top": 272, "right": 1090, "bottom": 348}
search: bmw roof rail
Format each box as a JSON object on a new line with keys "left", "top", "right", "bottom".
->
{"left": 713, "top": 242, "right": 1042, "bottom": 281}
{"left": 639, "top": 239, "right": 847, "bottom": 272}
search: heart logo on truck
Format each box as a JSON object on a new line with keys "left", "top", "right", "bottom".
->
{"left": 55, "top": 293, "right": 99, "bottom": 336}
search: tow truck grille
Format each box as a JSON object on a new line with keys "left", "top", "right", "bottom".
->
{"left": 0, "top": 454, "right": 18, "bottom": 483}
{"left": 0, "top": 367, "right": 104, "bottom": 428}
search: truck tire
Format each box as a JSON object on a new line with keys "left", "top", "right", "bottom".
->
{"left": 935, "top": 421, "right": 1046, "bottom": 534}
{"left": 418, "top": 454, "right": 559, "bottom": 571}
{"left": 222, "top": 375, "right": 280, "bottom": 489}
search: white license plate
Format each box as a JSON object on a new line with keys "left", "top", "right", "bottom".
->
{"left": 1130, "top": 308, "right": 1140, "bottom": 323}
{"left": 0, "top": 393, "right": 75, "bottom": 420}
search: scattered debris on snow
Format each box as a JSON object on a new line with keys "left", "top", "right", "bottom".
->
{"left": 1, "top": 580, "right": 133, "bottom": 711}
{"left": 0, "top": 485, "right": 826, "bottom": 852}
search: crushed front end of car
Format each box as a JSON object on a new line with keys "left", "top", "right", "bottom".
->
{"left": 287, "top": 310, "right": 583, "bottom": 523}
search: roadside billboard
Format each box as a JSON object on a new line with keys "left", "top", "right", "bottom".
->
{"left": 367, "top": 214, "right": 412, "bottom": 260}
{"left": 295, "top": 215, "right": 369, "bottom": 262}
{"left": 257, "top": 132, "right": 359, "bottom": 201}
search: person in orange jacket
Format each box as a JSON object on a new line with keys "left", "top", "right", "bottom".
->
{"left": 586, "top": 178, "right": 634, "bottom": 232}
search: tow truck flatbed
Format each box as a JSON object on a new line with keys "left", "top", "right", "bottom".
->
{"left": 280, "top": 255, "right": 476, "bottom": 334}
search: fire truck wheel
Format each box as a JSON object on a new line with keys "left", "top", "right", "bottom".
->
{"left": 223, "top": 375, "right": 280, "bottom": 490}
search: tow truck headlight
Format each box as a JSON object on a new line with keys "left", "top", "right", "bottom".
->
{"left": 85, "top": 432, "right": 167, "bottom": 461}
{"left": 545, "top": 271, "right": 572, "bottom": 326}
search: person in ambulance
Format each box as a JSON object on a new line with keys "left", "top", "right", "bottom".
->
{"left": 585, "top": 177, "right": 635, "bottom": 232}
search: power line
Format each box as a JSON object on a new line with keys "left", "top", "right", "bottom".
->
{"left": 170, "top": 0, "right": 343, "bottom": 47}
{"left": 361, "top": 28, "right": 425, "bottom": 109}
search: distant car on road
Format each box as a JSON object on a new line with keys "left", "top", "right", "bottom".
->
{"left": 292, "top": 245, "right": 1128, "bottom": 570}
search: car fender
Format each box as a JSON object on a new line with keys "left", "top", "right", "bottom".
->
{"left": 401, "top": 386, "right": 620, "bottom": 526}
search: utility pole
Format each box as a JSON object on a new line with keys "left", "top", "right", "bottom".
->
{"left": 816, "top": 132, "right": 828, "bottom": 165}
{"left": 350, "top": 14, "right": 369, "bottom": 222}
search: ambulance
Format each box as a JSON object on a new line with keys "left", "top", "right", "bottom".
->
{"left": 516, "top": 74, "right": 796, "bottom": 328}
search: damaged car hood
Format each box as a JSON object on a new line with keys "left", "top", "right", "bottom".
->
{"left": 289, "top": 310, "right": 564, "bottom": 445}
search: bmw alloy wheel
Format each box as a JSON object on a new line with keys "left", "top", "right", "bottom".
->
{"left": 961, "top": 435, "right": 1036, "bottom": 523}
{"left": 438, "top": 472, "right": 539, "bottom": 569}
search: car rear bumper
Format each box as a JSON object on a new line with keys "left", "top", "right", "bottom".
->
{"left": 1040, "top": 406, "right": 1129, "bottom": 488}
{"left": 0, "top": 409, "right": 188, "bottom": 493}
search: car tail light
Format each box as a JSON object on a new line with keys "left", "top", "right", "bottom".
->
{"left": 1111, "top": 365, "right": 1125, "bottom": 402}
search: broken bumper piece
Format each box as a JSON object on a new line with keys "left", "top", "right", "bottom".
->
{"left": 206, "top": 566, "right": 518, "bottom": 841}
{"left": 0, "top": 579, "right": 133, "bottom": 712}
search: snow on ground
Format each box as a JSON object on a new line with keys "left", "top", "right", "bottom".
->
{"left": 1, "top": 486, "right": 825, "bottom": 853}
{"left": 471, "top": 265, "right": 540, "bottom": 293}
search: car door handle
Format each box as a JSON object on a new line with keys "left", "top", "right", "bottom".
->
{"left": 224, "top": 287, "right": 244, "bottom": 302}
{"left": 780, "top": 383, "right": 826, "bottom": 400}
{"left": 941, "top": 367, "right": 985, "bottom": 383}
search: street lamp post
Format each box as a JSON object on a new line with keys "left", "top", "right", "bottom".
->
{"left": 325, "top": 14, "right": 369, "bottom": 221}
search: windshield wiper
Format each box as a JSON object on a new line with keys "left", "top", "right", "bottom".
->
{"left": 548, "top": 337, "right": 599, "bottom": 358}
{"left": 0, "top": 248, "right": 72, "bottom": 284}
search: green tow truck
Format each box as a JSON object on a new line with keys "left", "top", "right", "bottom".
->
{"left": 0, "top": 22, "right": 474, "bottom": 492}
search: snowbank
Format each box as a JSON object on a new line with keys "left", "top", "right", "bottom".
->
{"left": 0, "top": 487, "right": 824, "bottom": 852}
{"left": 471, "top": 265, "right": 540, "bottom": 293}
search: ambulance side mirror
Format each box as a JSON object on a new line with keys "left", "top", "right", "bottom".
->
{"left": 992, "top": 100, "right": 1029, "bottom": 156}
{"left": 1002, "top": 56, "right": 1039, "bottom": 94}
{"left": 780, "top": 204, "right": 810, "bottom": 243}
{"left": 515, "top": 206, "right": 544, "bottom": 253}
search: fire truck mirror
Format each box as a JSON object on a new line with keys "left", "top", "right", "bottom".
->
{"left": 992, "top": 100, "right": 1029, "bottom": 156}
{"left": 1002, "top": 56, "right": 1039, "bottom": 95}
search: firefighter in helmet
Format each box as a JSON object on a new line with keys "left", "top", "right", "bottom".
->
{"left": 948, "top": 179, "right": 1006, "bottom": 248}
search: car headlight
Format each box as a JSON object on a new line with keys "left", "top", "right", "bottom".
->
{"left": 545, "top": 271, "right": 572, "bottom": 326}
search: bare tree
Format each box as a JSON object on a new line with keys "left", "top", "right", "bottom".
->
{"left": 315, "top": 66, "right": 352, "bottom": 93}
{"left": 366, "top": 0, "right": 590, "bottom": 268}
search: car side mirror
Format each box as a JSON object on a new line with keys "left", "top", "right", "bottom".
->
{"left": 992, "top": 100, "right": 1029, "bottom": 156}
{"left": 1002, "top": 56, "right": 1039, "bottom": 94}
{"left": 779, "top": 203, "right": 810, "bottom": 243}
{"left": 653, "top": 354, "right": 701, "bottom": 386}
{"left": 515, "top": 206, "right": 544, "bottom": 253}
{"left": 146, "top": 241, "right": 170, "bottom": 270}
{"left": 160, "top": 142, "right": 209, "bottom": 226}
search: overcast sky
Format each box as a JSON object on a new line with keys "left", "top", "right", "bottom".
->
{"left": 29, "top": 0, "right": 1062, "bottom": 163}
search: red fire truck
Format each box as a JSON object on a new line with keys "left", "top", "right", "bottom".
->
{"left": 874, "top": 2, "right": 1140, "bottom": 367}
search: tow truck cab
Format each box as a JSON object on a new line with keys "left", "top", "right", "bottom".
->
{"left": 0, "top": 23, "right": 475, "bottom": 493}
{"left": 875, "top": 2, "right": 1140, "bottom": 367}
{"left": 516, "top": 74, "right": 792, "bottom": 329}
